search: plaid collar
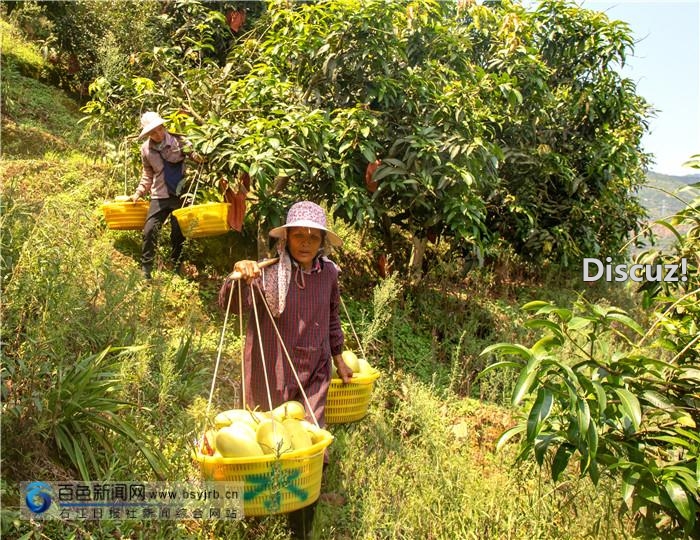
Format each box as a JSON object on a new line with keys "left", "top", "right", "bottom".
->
{"left": 291, "top": 254, "right": 322, "bottom": 274}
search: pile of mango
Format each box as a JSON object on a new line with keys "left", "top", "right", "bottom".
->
{"left": 199, "top": 401, "right": 326, "bottom": 459}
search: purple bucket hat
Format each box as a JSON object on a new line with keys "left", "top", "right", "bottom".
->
{"left": 269, "top": 201, "right": 342, "bottom": 247}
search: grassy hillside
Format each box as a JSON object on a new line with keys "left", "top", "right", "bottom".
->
{"left": 1, "top": 22, "right": 641, "bottom": 540}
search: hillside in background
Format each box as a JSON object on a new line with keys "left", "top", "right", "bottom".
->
{"left": 637, "top": 171, "right": 699, "bottom": 249}
{"left": 641, "top": 170, "right": 700, "bottom": 218}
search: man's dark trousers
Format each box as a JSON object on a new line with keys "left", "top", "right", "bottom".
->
{"left": 141, "top": 195, "right": 185, "bottom": 277}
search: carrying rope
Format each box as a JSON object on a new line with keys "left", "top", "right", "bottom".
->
{"left": 123, "top": 138, "right": 129, "bottom": 196}
{"left": 253, "top": 280, "right": 321, "bottom": 429}
{"left": 238, "top": 281, "right": 245, "bottom": 410}
{"left": 206, "top": 271, "right": 237, "bottom": 418}
{"left": 249, "top": 281, "right": 275, "bottom": 413}
{"left": 181, "top": 161, "right": 205, "bottom": 209}
{"left": 202, "top": 258, "right": 323, "bottom": 451}
{"left": 340, "top": 296, "right": 367, "bottom": 362}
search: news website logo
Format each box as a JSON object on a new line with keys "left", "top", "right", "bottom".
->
{"left": 20, "top": 481, "right": 244, "bottom": 521}
{"left": 24, "top": 482, "right": 53, "bottom": 514}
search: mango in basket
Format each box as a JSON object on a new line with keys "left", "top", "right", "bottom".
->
{"left": 357, "top": 357, "right": 374, "bottom": 375}
{"left": 114, "top": 195, "right": 131, "bottom": 202}
{"left": 270, "top": 400, "right": 306, "bottom": 421}
{"left": 215, "top": 408, "right": 264, "bottom": 430}
{"left": 338, "top": 351, "right": 375, "bottom": 378}
{"left": 341, "top": 350, "right": 360, "bottom": 372}
{"left": 282, "top": 418, "right": 313, "bottom": 450}
{"left": 299, "top": 420, "right": 326, "bottom": 444}
{"left": 216, "top": 422, "right": 264, "bottom": 458}
{"left": 200, "top": 429, "right": 217, "bottom": 456}
{"left": 256, "top": 419, "right": 293, "bottom": 455}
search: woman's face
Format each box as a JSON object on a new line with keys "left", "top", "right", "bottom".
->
{"left": 148, "top": 125, "right": 166, "bottom": 143}
{"left": 287, "top": 227, "right": 323, "bottom": 270}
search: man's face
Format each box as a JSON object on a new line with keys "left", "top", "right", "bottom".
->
{"left": 148, "top": 125, "right": 166, "bottom": 143}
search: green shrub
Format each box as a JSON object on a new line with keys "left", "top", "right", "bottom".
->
{"left": 484, "top": 293, "right": 698, "bottom": 536}
{"left": 0, "top": 19, "right": 44, "bottom": 78}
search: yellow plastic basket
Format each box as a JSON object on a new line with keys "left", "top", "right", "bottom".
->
{"left": 325, "top": 369, "right": 380, "bottom": 424}
{"left": 173, "top": 202, "right": 231, "bottom": 239}
{"left": 194, "top": 429, "right": 333, "bottom": 516}
{"left": 101, "top": 201, "right": 149, "bottom": 230}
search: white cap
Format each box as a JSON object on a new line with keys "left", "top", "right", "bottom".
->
{"left": 138, "top": 111, "right": 166, "bottom": 139}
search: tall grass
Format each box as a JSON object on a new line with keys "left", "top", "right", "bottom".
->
{"left": 314, "top": 373, "right": 631, "bottom": 539}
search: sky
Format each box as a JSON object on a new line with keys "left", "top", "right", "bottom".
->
{"left": 578, "top": 1, "right": 700, "bottom": 177}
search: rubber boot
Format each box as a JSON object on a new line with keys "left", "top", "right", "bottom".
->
{"left": 288, "top": 501, "right": 316, "bottom": 540}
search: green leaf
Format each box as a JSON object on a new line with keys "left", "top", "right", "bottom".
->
{"left": 531, "top": 335, "right": 562, "bottom": 358}
{"left": 534, "top": 433, "right": 559, "bottom": 465}
{"left": 592, "top": 381, "right": 607, "bottom": 415}
{"left": 551, "top": 443, "right": 574, "bottom": 481}
{"left": 664, "top": 480, "right": 693, "bottom": 522}
{"left": 382, "top": 158, "right": 405, "bottom": 167}
{"left": 373, "top": 166, "right": 405, "bottom": 182}
{"left": 512, "top": 367, "right": 539, "bottom": 406}
{"left": 249, "top": 162, "right": 260, "bottom": 178}
{"left": 541, "top": 359, "right": 578, "bottom": 388}
{"left": 669, "top": 410, "right": 697, "bottom": 428}
{"left": 647, "top": 435, "right": 694, "bottom": 449}
{"left": 664, "top": 466, "right": 698, "bottom": 494}
{"left": 640, "top": 389, "right": 674, "bottom": 411}
{"left": 496, "top": 424, "right": 526, "bottom": 453}
{"left": 523, "top": 319, "right": 564, "bottom": 341}
{"left": 622, "top": 468, "right": 641, "bottom": 507}
{"left": 577, "top": 399, "right": 591, "bottom": 444}
{"left": 676, "top": 427, "right": 700, "bottom": 444}
{"left": 606, "top": 312, "right": 644, "bottom": 335}
{"left": 613, "top": 388, "right": 642, "bottom": 431}
{"left": 360, "top": 145, "right": 376, "bottom": 163}
{"left": 678, "top": 367, "right": 700, "bottom": 382}
{"left": 480, "top": 343, "right": 534, "bottom": 361}
{"left": 588, "top": 458, "right": 600, "bottom": 485}
{"left": 521, "top": 300, "right": 550, "bottom": 311}
{"left": 474, "top": 360, "right": 522, "bottom": 381}
{"left": 586, "top": 420, "right": 598, "bottom": 461}
{"left": 652, "top": 219, "right": 684, "bottom": 244}
{"left": 535, "top": 305, "right": 572, "bottom": 321}
{"left": 567, "top": 316, "right": 593, "bottom": 330}
{"left": 527, "top": 388, "right": 553, "bottom": 442}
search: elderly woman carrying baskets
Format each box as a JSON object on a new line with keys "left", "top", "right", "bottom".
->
{"left": 218, "top": 201, "right": 353, "bottom": 539}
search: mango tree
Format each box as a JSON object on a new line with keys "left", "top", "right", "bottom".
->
{"left": 81, "top": 0, "right": 651, "bottom": 280}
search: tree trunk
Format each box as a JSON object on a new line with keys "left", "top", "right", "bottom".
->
{"left": 257, "top": 221, "right": 270, "bottom": 260}
{"left": 409, "top": 234, "right": 427, "bottom": 285}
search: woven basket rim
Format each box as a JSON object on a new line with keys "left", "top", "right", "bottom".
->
{"left": 331, "top": 368, "right": 380, "bottom": 385}
{"left": 172, "top": 201, "right": 231, "bottom": 215}
{"left": 193, "top": 429, "right": 333, "bottom": 465}
{"left": 101, "top": 200, "right": 149, "bottom": 208}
